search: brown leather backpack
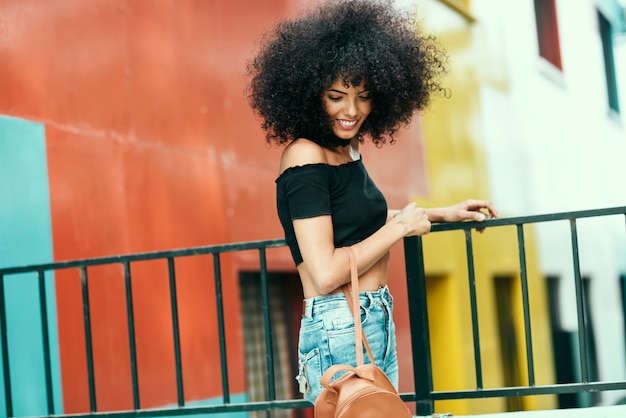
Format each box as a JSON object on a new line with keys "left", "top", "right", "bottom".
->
{"left": 314, "top": 247, "right": 412, "bottom": 418}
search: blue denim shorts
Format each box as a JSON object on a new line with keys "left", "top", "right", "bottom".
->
{"left": 296, "top": 285, "right": 398, "bottom": 404}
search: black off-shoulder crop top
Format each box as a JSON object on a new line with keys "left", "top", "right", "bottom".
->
{"left": 275, "top": 158, "right": 388, "bottom": 266}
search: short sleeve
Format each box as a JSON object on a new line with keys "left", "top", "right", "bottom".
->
{"left": 276, "top": 164, "right": 332, "bottom": 220}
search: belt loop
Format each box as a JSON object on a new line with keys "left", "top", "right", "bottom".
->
{"left": 302, "top": 299, "right": 313, "bottom": 319}
{"left": 379, "top": 286, "right": 390, "bottom": 307}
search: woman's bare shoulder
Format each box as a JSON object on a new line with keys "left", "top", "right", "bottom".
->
{"left": 279, "top": 138, "right": 328, "bottom": 174}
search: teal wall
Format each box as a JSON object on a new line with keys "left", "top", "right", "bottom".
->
{"left": 0, "top": 115, "right": 63, "bottom": 416}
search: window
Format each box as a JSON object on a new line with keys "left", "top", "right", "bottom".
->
{"left": 494, "top": 277, "right": 524, "bottom": 412}
{"left": 597, "top": 9, "right": 621, "bottom": 115}
{"left": 239, "top": 272, "right": 306, "bottom": 418}
{"left": 546, "top": 276, "right": 600, "bottom": 407}
{"left": 619, "top": 274, "right": 626, "bottom": 362}
{"left": 546, "top": 276, "right": 578, "bottom": 408}
{"left": 534, "top": 0, "right": 563, "bottom": 70}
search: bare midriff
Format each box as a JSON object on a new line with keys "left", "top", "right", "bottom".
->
{"left": 298, "top": 251, "right": 389, "bottom": 299}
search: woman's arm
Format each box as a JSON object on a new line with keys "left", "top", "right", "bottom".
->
{"left": 390, "top": 200, "right": 498, "bottom": 223}
{"left": 294, "top": 202, "right": 430, "bottom": 295}
{"left": 387, "top": 209, "right": 400, "bottom": 222}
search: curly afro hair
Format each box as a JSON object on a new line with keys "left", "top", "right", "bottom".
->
{"left": 246, "top": 0, "right": 449, "bottom": 149}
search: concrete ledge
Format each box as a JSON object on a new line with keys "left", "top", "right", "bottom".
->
{"left": 416, "top": 404, "right": 626, "bottom": 417}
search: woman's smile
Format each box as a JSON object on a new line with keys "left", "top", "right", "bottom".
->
{"left": 337, "top": 119, "right": 358, "bottom": 129}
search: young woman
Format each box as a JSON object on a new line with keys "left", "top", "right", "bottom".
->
{"left": 247, "top": 0, "right": 498, "bottom": 403}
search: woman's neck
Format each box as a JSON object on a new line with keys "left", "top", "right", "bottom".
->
{"left": 325, "top": 139, "right": 359, "bottom": 165}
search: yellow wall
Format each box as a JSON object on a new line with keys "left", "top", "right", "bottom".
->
{"left": 413, "top": 1, "right": 556, "bottom": 414}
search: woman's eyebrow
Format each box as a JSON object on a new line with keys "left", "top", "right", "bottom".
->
{"left": 326, "top": 88, "right": 370, "bottom": 94}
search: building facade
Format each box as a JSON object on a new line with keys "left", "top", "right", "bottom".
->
{"left": 0, "top": 0, "right": 623, "bottom": 416}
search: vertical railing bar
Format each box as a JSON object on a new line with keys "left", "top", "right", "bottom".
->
{"left": 167, "top": 257, "right": 185, "bottom": 406}
{"left": 259, "top": 248, "right": 276, "bottom": 400}
{"left": 403, "top": 236, "right": 434, "bottom": 416}
{"left": 37, "top": 270, "right": 55, "bottom": 414}
{"left": 570, "top": 219, "right": 589, "bottom": 383}
{"left": 123, "top": 262, "right": 140, "bottom": 410}
{"left": 213, "top": 253, "right": 230, "bottom": 403}
{"left": 516, "top": 224, "right": 536, "bottom": 386}
{"left": 465, "top": 230, "right": 484, "bottom": 390}
{"left": 80, "top": 266, "right": 98, "bottom": 412}
{"left": 0, "top": 274, "right": 13, "bottom": 417}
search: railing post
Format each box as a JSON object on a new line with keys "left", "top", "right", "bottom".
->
{"left": 570, "top": 219, "right": 589, "bottom": 383}
{"left": 212, "top": 253, "right": 231, "bottom": 403}
{"left": 37, "top": 270, "right": 55, "bottom": 415}
{"left": 464, "top": 229, "right": 484, "bottom": 390}
{"left": 80, "top": 266, "right": 97, "bottom": 412}
{"left": 123, "top": 262, "right": 141, "bottom": 410}
{"left": 404, "top": 236, "right": 434, "bottom": 416}
{"left": 167, "top": 257, "right": 185, "bottom": 407}
{"left": 0, "top": 274, "right": 13, "bottom": 418}
{"left": 259, "top": 248, "right": 277, "bottom": 401}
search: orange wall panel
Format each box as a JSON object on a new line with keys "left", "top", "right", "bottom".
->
{"left": 0, "top": 1, "right": 131, "bottom": 129}
{"left": 0, "top": 0, "right": 425, "bottom": 411}
{"left": 45, "top": 126, "right": 131, "bottom": 259}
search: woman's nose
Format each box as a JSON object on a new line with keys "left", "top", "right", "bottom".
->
{"left": 344, "top": 99, "right": 357, "bottom": 117}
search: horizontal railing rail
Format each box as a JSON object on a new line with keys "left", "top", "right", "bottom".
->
{"left": 0, "top": 206, "right": 624, "bottom": 417}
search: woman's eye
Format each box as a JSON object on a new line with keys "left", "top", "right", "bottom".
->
{"left": 328, "top": 96, "right": 342, "bottom": 101}
{"left": 359, "top": 95, "right": 371, "bottom": 101}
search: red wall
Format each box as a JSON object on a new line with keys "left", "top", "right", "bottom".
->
{"left": 0, "top": 0, "right": 428, "bottom": 412}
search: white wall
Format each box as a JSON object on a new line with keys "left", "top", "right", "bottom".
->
{"left": 471, "top": 0, "right": 626, "bottom": 406}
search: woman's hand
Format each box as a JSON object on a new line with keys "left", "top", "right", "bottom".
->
{"left": 392, "top": 202, "right": 432, "bottom": 237}
{"left": 426, "top": 199, "right": 498, "bottom": 233}
{"left": 434, "top": 199, "right": 498, "bottom": 222}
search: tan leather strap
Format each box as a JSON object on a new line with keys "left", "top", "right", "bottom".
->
{"left": 343, "top": 246, "right": 375, "bottom": 367}
{"left": 318, "top": 363, "right": 379, "bottom": 388}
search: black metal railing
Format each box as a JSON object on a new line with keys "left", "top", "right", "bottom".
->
{"left": 0, "top": 206, "right": 625, "bottom": 417}
{"left": 405, "top": 206, "right": 626, "bottom": 415}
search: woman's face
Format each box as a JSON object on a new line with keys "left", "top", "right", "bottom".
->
{"left": 322, "top": 78, "right": 372, "bottom": 141}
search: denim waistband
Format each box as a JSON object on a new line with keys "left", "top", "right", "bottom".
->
{"left": 302, "top": 285, "right": 391, "bottom": 318}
